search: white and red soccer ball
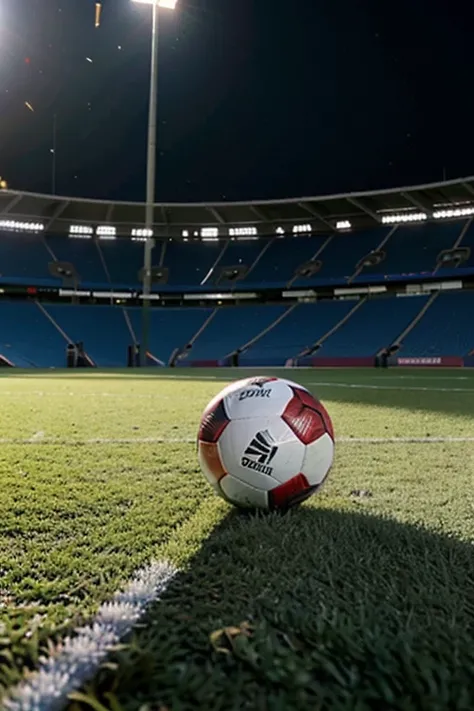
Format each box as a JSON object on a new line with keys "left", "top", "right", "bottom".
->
{"left": 197, "top": 376, "right": 334, "bottom": 511}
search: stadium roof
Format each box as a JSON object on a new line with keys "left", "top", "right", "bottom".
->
{"left": 1, "top": 176, "right": 474, "bottom": 239}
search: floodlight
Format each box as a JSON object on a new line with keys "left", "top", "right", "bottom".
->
{"left": 132, "top": 0, "right": 177, "bottom": 8}
{"left": 336, "top": 220, "right": 352, "bottom": 230}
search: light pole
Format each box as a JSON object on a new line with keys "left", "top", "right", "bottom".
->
{"left": 52, "top": 114, "right": 57, "bottom": 195}
{"left": 132, "top": 0, "right": 177, "bottom": 367}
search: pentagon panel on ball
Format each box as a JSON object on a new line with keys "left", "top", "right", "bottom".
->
{"left": 197, "top": 376, "right": 334, "bottom": 511}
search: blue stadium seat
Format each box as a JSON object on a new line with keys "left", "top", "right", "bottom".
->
{"left": 0, "top": 301, "right": 66, "bottom": 366}
{"left": 399, "top": 292, "right": 474, "bottom": 356}
{"left": 292, "top": 229, "right": 388, "bottom": 285}
{"left": 369, "top": 223, "right": 461, "bottom": 276}
{"left": 459, "top": 220, "right": 474, "bottom": 269}
{"left": 219, "top": 239, "right": 268, "bottom": 278}
{"left": 1, "top": 222, "right": 473, "bottom": 292}
{"left": 99, "top": 240, "right": 146, "bottom": 287}
{"left": 248, "top": 236, "right": 327, "bottom": 286}
{"left": 45, "top": 304, "right": 132, "bottom": 366}
{"left": 240, "top": 301, "right": 354, "bottom": 365}
{"left": 189, "top": 305, "right": 286, "bottom": 361}
{"left": 315, "top": 295, "right": 429, "bottom": 357}
{"left": 127, "top": 306, "right": 213, "bottom": 363}
{"left": 0, "top": 232, "right": 52, "bottom": 284}
{"left": 164, "top": 241, "right": 222, "bottom": 287}
{"left": 46, "top": 237, "right": 107, "bottom": 286}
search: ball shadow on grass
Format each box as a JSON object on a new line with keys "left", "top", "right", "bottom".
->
{"left": 74, "top": 506, "right": 474, "bottom": 711}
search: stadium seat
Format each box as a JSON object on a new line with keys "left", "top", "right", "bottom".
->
{"left": 314, "top": 295, "right": 429, "bottom": 358}
{"left": 189, "top": 305, "right": 287, "bottom": 361}
{"left": 163, "top": 241, "right": 223, "bottom": 287}
{"left": 0, "top": 301, "right": 66, "bottom": 367}
{"left": 99, "top": 240, "right": 147, "bottom": 287}
{"left": 293, "top": 229, "right": 388, "bottom": 285}
{"left": 46, "top": 237, "right": 107, "bottom": 286}
{"left": 0, "top": 232, "right": 52, "bottom": 284}
{"left": 44, "top": 304, "right": 133, "bottom": 367}
{"left": 248, "top": 236, "right": 327, "bottom": 286}
{"left": 127, "top": 306, "right": 213, "bottom": 363}
{"left": 458, "top": 220, "right": 474, "bottom": 269}
{"left": 368, "top": 223, "right": 461, "bottom": 276}
{"left": 398, "top": 291, "right": 474, "bottom": 356}
{"left": 2, "top": 222, "right": 474, "bottom": 292}
{"left": 240, "top": 300, "right": 355, "bottom": 365}
{"left": 219, "top": 239, "right": 266, "bottom": 274}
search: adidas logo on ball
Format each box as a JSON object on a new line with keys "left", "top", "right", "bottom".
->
{"left": 241, "top": 430, "right": 278, "bottom": 476}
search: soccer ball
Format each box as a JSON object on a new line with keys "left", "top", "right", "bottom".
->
{"left": 197, "top": 376, "right": 334, "bottom": 511}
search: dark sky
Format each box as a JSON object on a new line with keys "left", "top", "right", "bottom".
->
{"left": 1, "top": 0, "right": 474, "bottom": 203}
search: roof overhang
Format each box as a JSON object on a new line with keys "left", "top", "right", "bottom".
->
{"left": 1, "top": 176, "right": 474, "bottom": 238}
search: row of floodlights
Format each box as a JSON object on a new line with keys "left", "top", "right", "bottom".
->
{"left": 70, "top": 225, "right": 323, "bottom": 240}
{"left": 3, "top": 207, "right": 474, "bottom": 238}
{"left": 381, "top": 212, "right": 428, "bottom": 224}
{"left": 0, "top": 220, "right": 44, "bottom": 231}
{"left": 382, "top": 206, "right": 474, "bottom": 224}
{"left": 433, "top": 206, "right": 474, "bottom": 219}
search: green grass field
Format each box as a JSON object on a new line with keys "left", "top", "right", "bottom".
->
{"left": 1, "top": 368, "right": 473, "bottom": 710}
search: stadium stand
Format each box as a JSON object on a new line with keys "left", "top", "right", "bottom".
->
{"left": 218, "top": 239, "right": 266, "bottom": 275}
{"left": 1, "top": 221, "right": 474, "bottom": 290}
{"left": 249, "top": 236, "right": 327, "bottom": 286}
{"left": 98, "top": 240, "right": 145, "bottom": 288}
{"left": 1, "top": 176, "right": 474, "bottom": 368}
{"left": 44, "top": 304, "right": 132, "bottom": 367}
{"left": 294, "top": 229, "right": 389, "bottom": 284}
{"left": 397, "top": 291, "right": 474, "bottom": 357}
{"left": 458, "top": 220, "right": 474, "bottom": 268}
{"left": 0, "top": 301, "right": 66, "bottom": 367}
{"left": 46, "top": 236, "right": 107, "bottom": 285}
{"left": 0, "top": 232, "right": 51, "bottom": 284}
{"left": 240, "top": 300, "right": 356, "bottom": 365}
{"left": 127, "top": 306, "right": 213, "bottom": 363}
{"left": 188, "top": 305, "right": 288, "bottom": 362}
{"left": 33, "top": 304, "right": 215, "bottom": 366}
{"left": 373, "top": 223, "right": 462, "bottom": 276}
{"left": 314, "top": 295, "right": 430, "bottom": 358}
{"left": 163, "top": 240, "right": 222, "bottom": 287}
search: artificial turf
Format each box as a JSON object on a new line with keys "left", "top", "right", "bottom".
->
{"left": 0, "top": 368, "right": 473, "bottom": 710}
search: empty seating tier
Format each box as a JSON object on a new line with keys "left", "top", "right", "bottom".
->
{"left": 188, "top": 305, "right": 287, "bottom": 361}
{"left": 399, "top": 292, "right": 474, "bottom": 357}
{"left": 0, "top": 302, "right": 66, "bottom": 367}
{"left": 1, "top": 219, "right": 473, "bottom": 289}
{"left": 240, "top": 301, "right": 355, "bottom": 365}
{"left": 314, "top": 296, "right": 429, "bottom": 358}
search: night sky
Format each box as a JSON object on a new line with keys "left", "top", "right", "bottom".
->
{"left": 1, "top": 0, "right": 474, "bottom": 203}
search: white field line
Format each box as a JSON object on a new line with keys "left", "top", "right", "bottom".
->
{"left": 0, "top": 436, "right": 195, "bottom": 445}
{"left": 4, "top": 560, "right": 177, "bottom": 711}
{"left": 0, "top": 391, "right": 173, "bottom": 399}
{"left": 370, "top": 375, "right": 471, "bottom": 380}
{"left": 309, "top": 381, "right": 474, "bottom": 393}
{"left": 1, "top": 377, "right": 474, "bottom": 400}
{"left": 1, "top": 435, "right": 473, "bottom": 446}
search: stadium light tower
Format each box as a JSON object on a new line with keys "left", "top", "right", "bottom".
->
{"left": 132, "top": 0, "right": 178, "bottom": 367}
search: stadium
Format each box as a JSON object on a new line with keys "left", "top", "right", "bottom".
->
{"left": 0, "top": 176, "right": 473, "bottom": 368}
{"left": 1, "top": 176, "right": 474, "bottom": 710}
{"left": 2, "top": 0, "right": 474, "bottom": 706}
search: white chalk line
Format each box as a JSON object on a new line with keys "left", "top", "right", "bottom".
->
{"left": 370, "top": 375, "right": 471, "bottom": 381}
{"left": 0, "top": 436, "right": 194, "bottom": 445}
{"left": 309, "top": 381, "right": 474, "bottom": 393}
{"left": 1, "top": 435, "right": 473, "bottom": 446}
{"left": 0, "top": 391, "right": 173, "bottom": 399}
{"left": 4, "top": 560, "right": 177, "bottom": 711}
{"left": 2, "top": 378, "right": 474, "bottom": 399}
